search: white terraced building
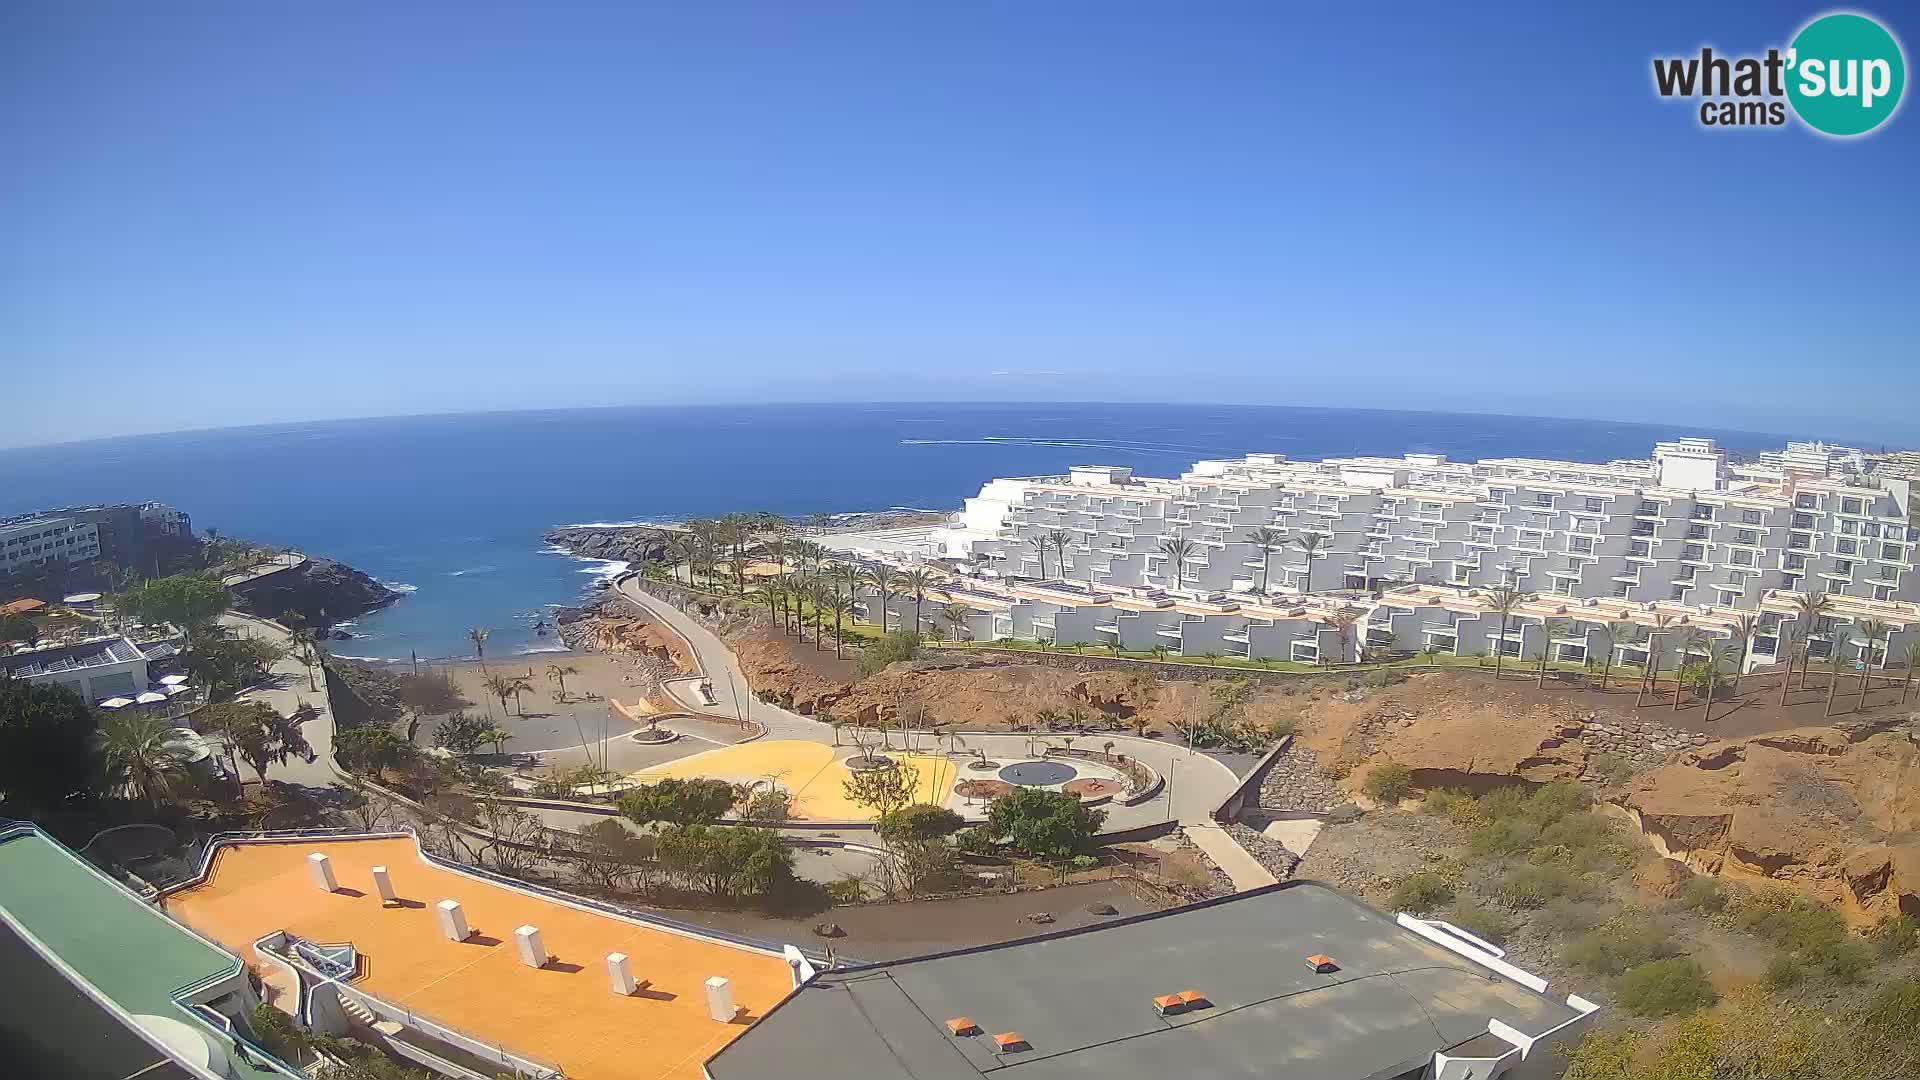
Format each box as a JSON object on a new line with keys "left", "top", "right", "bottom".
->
{"left": 836, "top": 438, "right": 1918, "bottom": 673}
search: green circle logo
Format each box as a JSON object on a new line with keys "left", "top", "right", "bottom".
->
{"left": 1787, "top": 13, "right": 1906, "bottom": 136}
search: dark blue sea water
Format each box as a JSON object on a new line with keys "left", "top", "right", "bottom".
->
{"left": 0, "top": 403, "right": 1794, "bottom": 660}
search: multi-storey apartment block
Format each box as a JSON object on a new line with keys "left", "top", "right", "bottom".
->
{"left": 841, "top": 438, "right": 1917, "bottom": 673}
{"left": 0, "top": 514, "right": 101, "bottom": 577}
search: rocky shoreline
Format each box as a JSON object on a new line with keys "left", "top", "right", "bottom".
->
{"left": 543, "top": 509, "right": 949, "bottom": 567}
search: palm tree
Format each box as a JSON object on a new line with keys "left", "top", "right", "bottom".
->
{"left": 1672, "top": 627, "right": 1704, "bottom": 712}
{"left": 1824, "top": 629, "right": 1847, "bottom": 716}
{"left": 95, "top": 711, "right": 191, "bottom": 808}
{"left": 1790, "top": 591, "right": 1832, "bottom": 690}
{"left": 467, "top": 626, "right": 491, "bottom": 667}
{"left": 506, "top": 675, "right": 534, "bottom": 716}
{"left": 1246, "top": 526, "right": 1283, "bottom": 595}
{"left": 1047, "top": 530, "right": 1075, "bottom": 580}
{"left": 665, "top": 532, "right": 697, "bottom": 585}
{"left": 1638, "top": 612, "right": 1675, "bottom": 708}
{"left": 1901, "top": 639, "right": 1920, "bottom": 703}
{"left": 1596, "top": 620, "right": 1638, "bottom": 690}
{"left": 1290, "top": 531, "right": 1326, "bottom": 593}
{"left": 1854, "top": 618, "right": 1893, "bottom": 712}
{"left": 835, "top": 560, "right": 863, "bottom": 619}
{"left": 1328, "top": 612, "right": 1359, "bottom": 666}
{"left": 1026, "top": 535, "right": 1050, "bottom": 580}
{"left": 481, "top": 672, "right": 515, "bottom": 718}
{"left": 823, "top": 589, "right": 853, "bottom": 659}
{"left": 1701, "top": 640, "right": 1733, "bottom": 722}
{"left": 865, "top": 565, "right": 898, "bottom": 634}
{"left": 286, "top": 627, "right": 321, "bottom": 692}
{"left": 901, "top": 568, "right": 936, "bottom": 636}
{"left": 546, "top": 662, "right": 578, "bottom": 699}
{"left": 1479, "top": 584, "right": 1529, "bottom": 680}
{"left": 940, "top": 602, "right": 971, "bottom": 643}
{"left": 1157, "top": 535, "right": 1197, "bottom": 594}
{"left": 1778, "top": 625, "right": 1807, "bottom": 707}
{"left": 1537, "top": 619, "right": 1568, "bottom": 686}
{"left": 1726, "top": 613, "right": 1759, "bottom": 702}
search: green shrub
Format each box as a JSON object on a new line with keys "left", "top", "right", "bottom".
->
{"left": 1590, "top": 753, "right": 1635, "bottom": 785}
{"left": 1388, "top": 872, "right": 1455, "bottom": 914}
{"left": 1363, "top": 763, "right": 1414, "bottom": 803}
{"left": 1359, "top": 668, "right": 1405, "bottom": 688}
{"left": 1421, "top": 788, "right": 1475, "bottom": 819}
{"left": 1568, "top": 914, "right": 1678, "bottom": 976}
{"left": 858, "top": 630, "right": 924, "bottom": 676}
{"left": 1448, "top": 902, "right": 1514, "bottom": 946}
{"left": 1498, "top": 864, "right": 1583, "bottom": 909}
{"left": 1676, "top": 875, "right": 1726, "bottom": 914}
{"left": 1536, "top": 813, "right": 1631, "bottom": 874}
{"left": 1727, "top": 889, "right": 1868, "bottom": 980}
{"left": 1870, "top": 914, "right": 1919, "bottom": 958}
{"left": 1469, "top": 818, "right": 1542, "bottom": 859}
{"left": 1521, "top": 782, "right": 1590, "bottom": 826}
{"left": 1857, "top": 977, "right": 1920, "bottom": 1037}
{"left": 1526, "top": 843, "right": 1575, "bottom": 867}
{"left": 1476, "top": 786, "right": 1529, "bottom": 823}
{"left": 1764, "top": 953, "right": 1805, "bottom": 990}
{"left": 1540, "top": 898, "right": 1608, "bottom": 934}
{"left": 1616, "top": 957, "right": 1717, "bottom": 1017}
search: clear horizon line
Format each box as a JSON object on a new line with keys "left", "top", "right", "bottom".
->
{"left": 0, "top": 399, "right": 1891, "bottom": 456}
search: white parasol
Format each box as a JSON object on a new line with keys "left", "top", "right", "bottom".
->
{"left": 98, "top": 697, "right": 134, "bottom": 709}
{"left": 158, "top": 674, "right": 191, "bottom": 686}
{"left": 134, "top": 691, "right": 167, "bottom": 705}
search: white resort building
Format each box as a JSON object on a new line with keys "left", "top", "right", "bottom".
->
{"left": 835, "top": 438, "right": 1918, "bottom": 675}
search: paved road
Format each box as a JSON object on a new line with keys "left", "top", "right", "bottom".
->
{"left": 215, "top": 612, "right": 340, "bottom": 789}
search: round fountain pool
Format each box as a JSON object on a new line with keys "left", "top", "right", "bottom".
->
{"left": 998, "top": 760, "right": 1078, "bottom": 786}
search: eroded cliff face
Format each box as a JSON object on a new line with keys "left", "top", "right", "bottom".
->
{"left": 231, "top": 557, "right": 400, "bottom": 628}
{"left": 1623, "top": 724, "right": 1920, "bottom": 920}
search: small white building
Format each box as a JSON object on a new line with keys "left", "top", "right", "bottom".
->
{"left": 1, "top": 635, "right": 150, "bottom": 702}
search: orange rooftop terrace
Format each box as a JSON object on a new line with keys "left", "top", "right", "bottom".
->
{"left": 164, "top": 835, "right": 796, "bottom": 1080}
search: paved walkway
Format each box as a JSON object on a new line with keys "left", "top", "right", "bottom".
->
{"left": 215, "top": 612, "right": 339, "bottom": 789}
{"left": 1182, "top": 823, "right": 1280, "bottom": 892}
{"left": 612, "top": 576, "right": 830, "bottom": 742}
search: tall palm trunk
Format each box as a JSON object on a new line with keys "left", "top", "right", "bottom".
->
{"left": 1494, "top": 613, "right": 1508, "bottom": 680}
{"left": 1825, "top": 655, "right": 1841, "bottom": 716}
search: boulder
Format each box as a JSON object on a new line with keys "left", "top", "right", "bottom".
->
{"left": 1632, "top": 858, "right": 1695, "bottom": 900}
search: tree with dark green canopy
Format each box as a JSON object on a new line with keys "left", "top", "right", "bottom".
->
{"left": 0, "top": 675, "right": 100, "bottom": 816}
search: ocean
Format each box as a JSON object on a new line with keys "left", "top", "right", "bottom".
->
{"left": 0, "top": 403, "right": 1796, "bottom": 661}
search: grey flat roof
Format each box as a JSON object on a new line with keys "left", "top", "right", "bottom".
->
{"left": 707, "top": 881, "right": 1580, "bottom": 1080}
{"left": 2, "top": 636, "right": 144, "bottom": 678}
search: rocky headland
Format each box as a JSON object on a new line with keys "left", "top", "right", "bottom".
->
{"left": 229, "top": 556, "right": 403, "bottom": 630}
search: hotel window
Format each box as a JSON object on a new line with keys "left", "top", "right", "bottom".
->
{"left": 1452, "top": 565, "right": 1472, "bottom": 584}
{"left": 1718, "top": 588, "right": 1742, "bottom": 605}
{"left": 1741, "top": 509, "right": 1763, "bottom": 525}
{"left": 1554, "top": 579, "right": 1576, "bottom": 596}
{"left": 1613, "top": 582, "right": 1631, "bottom": 597}
{"left": 1534, "top": 492, "right": 1554, "bottom": 507}
{"left": 1834, "top": 560, "right": 1853, "bottom": 575}
{"left": 1671, "top": 584, "right": 1690, "bottom": 600}
{"left": 1676, "top": 565, "right": 1697, "bottom": 581}
{"left": 1686, "top": 524, "right": 1709, "bottom": 540}
{"left": 1878, "top": 564, "right": 1899, "bottom": 580}
{"left": 1488, "top": 490, "right": 1508, "bottom": 504}
{"left": 1584, "top": 496, "right": 1604, "bottom": 512}
{"left": 1789, "top": 533, "right": 1812, "bottom": 550}
{"left": 1793, "top": 513, "right": 1815, "bottom": 528}
{"left": 1691, "top": 505, "right": 1714, "bottom": 520}
{"left": 1796, "top": 493, "right": 1817, "bottom": 509}
{"left": 1862, "top": 522, "right": 1881, "bottom": 538}
{"left": 1842, "top": 497, "right": 1863, "bottom": 514}
{"left": 1568, "top": 536, "right": 1594, "bottom": 554}
{"left": 1836, "top": 538, "right": 1858, "bottom": 555}
{"left": 1840, "top": 519, "right": 1858, "bottom": 535}
{"left": 1730, "top": 550, "right": 1754, "bottom": 567}
{"left": 1518, "top": 530, "right": 1544, "bottom": 549}
{"left": 1734, "top": 529, "right": 1757, "bottom": 545}
{"left": 1884, "top": 543, "right": 1903, "bottom": 560}
{"left": 1630, "top": 540, "right": 1651, "bottom": 557}
{"left": 1876, "top": 585, "right": 1896, "bottom": 601}
{"left": 1683, "top": 544, "right": 1705, "bottom": 561}
{"left": 1785, "top": 553, "right": 1806, "bottom": 570}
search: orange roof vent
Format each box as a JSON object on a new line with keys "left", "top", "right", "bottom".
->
{"left": 945, "top": 1017, "right": 981, "bottom": 1037}
{"left": 1177, "top": 989, "right": 1211, "bottom": 1009}
{"left": 1306, "top": 954, "right": 1339, "bottom": 974}
{"left": 992, "top": 1032, "right": 1030, "bottom": 1053}
{"left": 1152, "top": 993, "right": 1184, "bottom": 1016}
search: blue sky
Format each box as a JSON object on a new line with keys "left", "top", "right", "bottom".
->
{"left": 3, "top": 1, "right": 1915, "bottom": 449}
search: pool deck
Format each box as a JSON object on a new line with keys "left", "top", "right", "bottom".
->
{"left": 164, "top": 836, "right": 795, "bottom": 1080}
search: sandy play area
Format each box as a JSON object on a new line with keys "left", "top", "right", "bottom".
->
{"left": 628, "top": 740, "right": 956, "bottom": 822}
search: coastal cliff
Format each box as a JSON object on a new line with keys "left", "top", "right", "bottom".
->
{"left": 545, "top": 526, "right": 674, "bottom": 564}
{"left": 230, "top": 556, "right": 402, "bottom": 629}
